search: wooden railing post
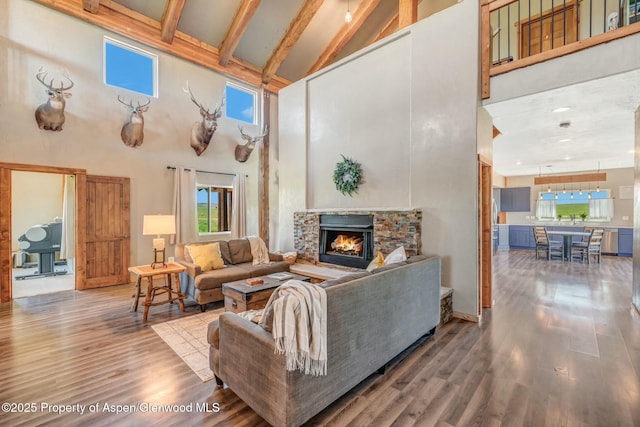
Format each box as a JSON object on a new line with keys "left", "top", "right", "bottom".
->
{"left": 482, "top": 2, "right": 491, "bottom": 99}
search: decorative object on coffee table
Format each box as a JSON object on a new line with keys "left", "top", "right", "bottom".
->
{"left": 333, "top": 154, "right": 363, "bottom": 196}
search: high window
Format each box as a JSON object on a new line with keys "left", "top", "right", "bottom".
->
{"left": 225, "top": 82, "right": 258, "bottom": 125}
{"left": 103, "top": 36, "right": 158, "bottom": 97}
{"left": 197, "top": 185, "right": 233, "bottom": 233}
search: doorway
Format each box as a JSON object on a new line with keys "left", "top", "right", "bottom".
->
{"left": 1, "top": 163, "right": 131, "bottom": 302}
{"left": 11, "top": 171, "right": 75, "bottom": 298}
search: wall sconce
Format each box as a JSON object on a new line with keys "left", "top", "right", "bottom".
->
{"left": 143, "top": 214, "right": 176, "bottom": 268}
{"left": 345, "top": 0, "right": 352, "bottom": 23}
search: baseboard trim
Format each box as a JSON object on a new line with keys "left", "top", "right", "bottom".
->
{"left": 453, "top": 311, "right": 480, "bottom": 323}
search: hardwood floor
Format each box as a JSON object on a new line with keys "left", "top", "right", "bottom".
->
{"left": 0, "top": 250, "right": 638, "bottom": 426}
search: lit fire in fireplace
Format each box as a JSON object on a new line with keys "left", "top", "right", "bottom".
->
{"left": 331, "top": 234, "right": 363, "bottom": 256}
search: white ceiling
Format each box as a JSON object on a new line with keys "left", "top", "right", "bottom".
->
{"left": 484, "top": 68, "right": 640, "bottom": 177}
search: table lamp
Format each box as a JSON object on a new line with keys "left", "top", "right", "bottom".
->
{"left": 143, "top": 214, "right": 176, "bottom": 268}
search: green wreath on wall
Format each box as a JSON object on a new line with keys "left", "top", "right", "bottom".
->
{"left": 333, "top": 155, "right": 363, "bottom": 197}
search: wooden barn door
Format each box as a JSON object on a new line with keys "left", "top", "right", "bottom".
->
{"left": 77, "top": 175, "right": 130, "bottom": 290}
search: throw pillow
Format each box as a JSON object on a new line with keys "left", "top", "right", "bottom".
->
{"left": 384, "top": 246, "right": 407, "bottom": 265}
{"left": 366, "top": 251, "right": 385, "bottom": 272}
{"left": 186, "top": 242, "right": 225, "bottom": 272}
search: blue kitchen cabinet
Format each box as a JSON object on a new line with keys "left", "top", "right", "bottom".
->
{"left": 500, "top": 187, "right": 531, "bottom": 212}
{"left": 509, "top": 225, "right": 535, "bottom": 249}
{"left": 618, "top": 228, "right": 633, "bottom": 257}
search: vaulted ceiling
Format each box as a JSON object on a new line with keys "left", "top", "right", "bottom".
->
{"left": 32, "top": 0, "right": 454, "bottom": 93}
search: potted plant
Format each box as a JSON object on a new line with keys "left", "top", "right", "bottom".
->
{"left": 580, "top": 213, "right": 587, "bottom": 221}
{"left": 557, "top": 214, "right": 563, "bottom": 221}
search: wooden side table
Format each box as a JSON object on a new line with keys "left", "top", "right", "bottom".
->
{"left": 129, "top": 262, "right": 187, "bottom": 322}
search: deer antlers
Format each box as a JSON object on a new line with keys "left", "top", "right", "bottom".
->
{"left": 36, "top": 67, "right": 74, "bottom": 92}
{"left": 117, "top": 95, "right": 151, "bottom": 110}
{"left": 238, "top": 125, "right": 268, "bottom": 143}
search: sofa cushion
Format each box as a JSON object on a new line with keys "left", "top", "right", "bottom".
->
{"left": 194, "top": 266, "right": 251, "bottom": 291}
{"left": 228, "top": 239, "right": 253, "bottom": 264}
{"left": 218, "top": 241, "right": 232, "bottom": 265}
{"left": 186, "top": 242, "right": 225, "bottom": 272}
{"left": 384, "top": 246, "right": 407, "bottom": 264}
{"left": 366, "top": 251, "right": 385, "bottom": 272}
{"left": 235, "top": 261, "right": 291, "bottom": 277}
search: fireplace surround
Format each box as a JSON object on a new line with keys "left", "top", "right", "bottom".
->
{"left": 319, "top": 214, "right": 374, "bottom": 269}
{"left": 294, "top": 209, "right": 422, "bottom": 268}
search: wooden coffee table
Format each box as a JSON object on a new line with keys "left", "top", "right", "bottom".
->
{"left": 222, "top": 272, "right": 310, "bottom": 313}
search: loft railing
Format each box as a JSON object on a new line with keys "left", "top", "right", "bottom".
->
{"left": 481, "top": 0, "right": 640, "bottom": 98}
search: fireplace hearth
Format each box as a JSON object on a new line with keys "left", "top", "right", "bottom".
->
{"left": 319, "top": 215, "right": 373, "bottom": 269}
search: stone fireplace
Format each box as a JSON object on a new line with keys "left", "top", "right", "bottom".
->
{"left": 294, "top": 209, "right": 422, "bottom": 267}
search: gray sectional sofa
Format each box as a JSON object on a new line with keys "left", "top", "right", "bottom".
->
{"left": 175, "top": 238, "right": 290, "bottom": 310}
{"left": 207, "top": 254, "right": 441, "bottom": 427}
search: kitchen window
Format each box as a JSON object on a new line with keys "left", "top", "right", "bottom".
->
{"left": 537, "top": 189, "right": 611, "bottom": 220}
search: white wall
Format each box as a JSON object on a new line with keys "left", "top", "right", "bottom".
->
{"left": 279, "top": 0, "right": 481, "bottom": 317}
{"left": 504, "top": 167, "right": 634, "bottom": 226}
{"left": 1, "top": 0, "right": 279, "bottom": 266}
{"left": 11, "top": 171, "right": 63, "bottom": 252}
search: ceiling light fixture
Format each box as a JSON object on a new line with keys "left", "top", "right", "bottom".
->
{"left": 345, "top": 0, "right": 352, "bottom": 23}
{"left": 558, "top": 138, "right": 571, "bottom": 143}
{"left": 553, "top": 107, "right": 571, "bottom": 113}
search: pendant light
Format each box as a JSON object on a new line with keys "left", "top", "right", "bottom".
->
{"left": 345, "top": 0, "right": 352, "bottom": 23}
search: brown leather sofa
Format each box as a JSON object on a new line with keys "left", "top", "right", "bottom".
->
{"left": 175, "top": 238, "right": 290, "bottom": 311}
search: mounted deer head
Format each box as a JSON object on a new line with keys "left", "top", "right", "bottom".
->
{"left": 118, "top": 95, "right": 150, "bottom": 147}
{"left": 184, "top": 81, "right": 224, "bottom": 156}
{"left": 235, "top": 125, "right": 268, "bottom": 163}
{"left": 34, "top": 67, "right": 74, "bottom": 131}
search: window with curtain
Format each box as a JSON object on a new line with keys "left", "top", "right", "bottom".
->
{"left": 589, "top": 198, "right": 614, "bottom": 220}
{"left": 196, "top": 185, "right": 233, "bottom": 233}
{"left": 535, "top": 199, "right": 556, "bottom": 219}
{"left": 538, "top": 189, "right": 609, "bottom": 220}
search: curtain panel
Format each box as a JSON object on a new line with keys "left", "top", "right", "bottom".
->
{"left": 536, "top": 200, "right": 556, "bottom": 219}
{"left": 589, "top": 198, "right": 614, "bottom": 220}
{"left": 231, "top": 174, "right": 247, "bottom": 239}
{"left": 171, "top": 167, "right": 197, "bottom": 244}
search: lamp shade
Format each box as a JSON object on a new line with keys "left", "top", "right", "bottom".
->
{"left": 143, "top": 215, "right": 176, "bottom": 236}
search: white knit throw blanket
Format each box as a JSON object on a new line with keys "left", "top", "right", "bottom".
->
{"left": 263, "top": 280, "right": 327, "bottom": 376}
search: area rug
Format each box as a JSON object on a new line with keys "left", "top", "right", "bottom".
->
{"left": 151, "top": 308, "right": 224, "bottom": 382}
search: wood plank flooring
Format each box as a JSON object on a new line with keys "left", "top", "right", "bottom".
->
{"left": 0, "top": 250, "right": 638, "bottom": 426}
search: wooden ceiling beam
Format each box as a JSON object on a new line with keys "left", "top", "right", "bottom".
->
{"left": 262, "top": 0, "right": 325, "bottom": 84}
{"left": 218, "top": 0, "right": 262, "bottom": 67}
{"left": 83, "top": 0, "right": 99, "bottom": 14}
{"left": 307, "top": 0, "right": 381, "bottom": 76}
{"left": 370, "top": 15, "right": 398, "bottom": 43}
{"left": 398, "top": 0, "right": 418, "bottom": 29}
{"left": 31, "top": 0, "right": 289, "bottom": 93}
{"left": 161, "top": 0, "right": 186, "bottom": 44}
{"left": 534, "top": 173, "right": 607, "bottom": 185}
